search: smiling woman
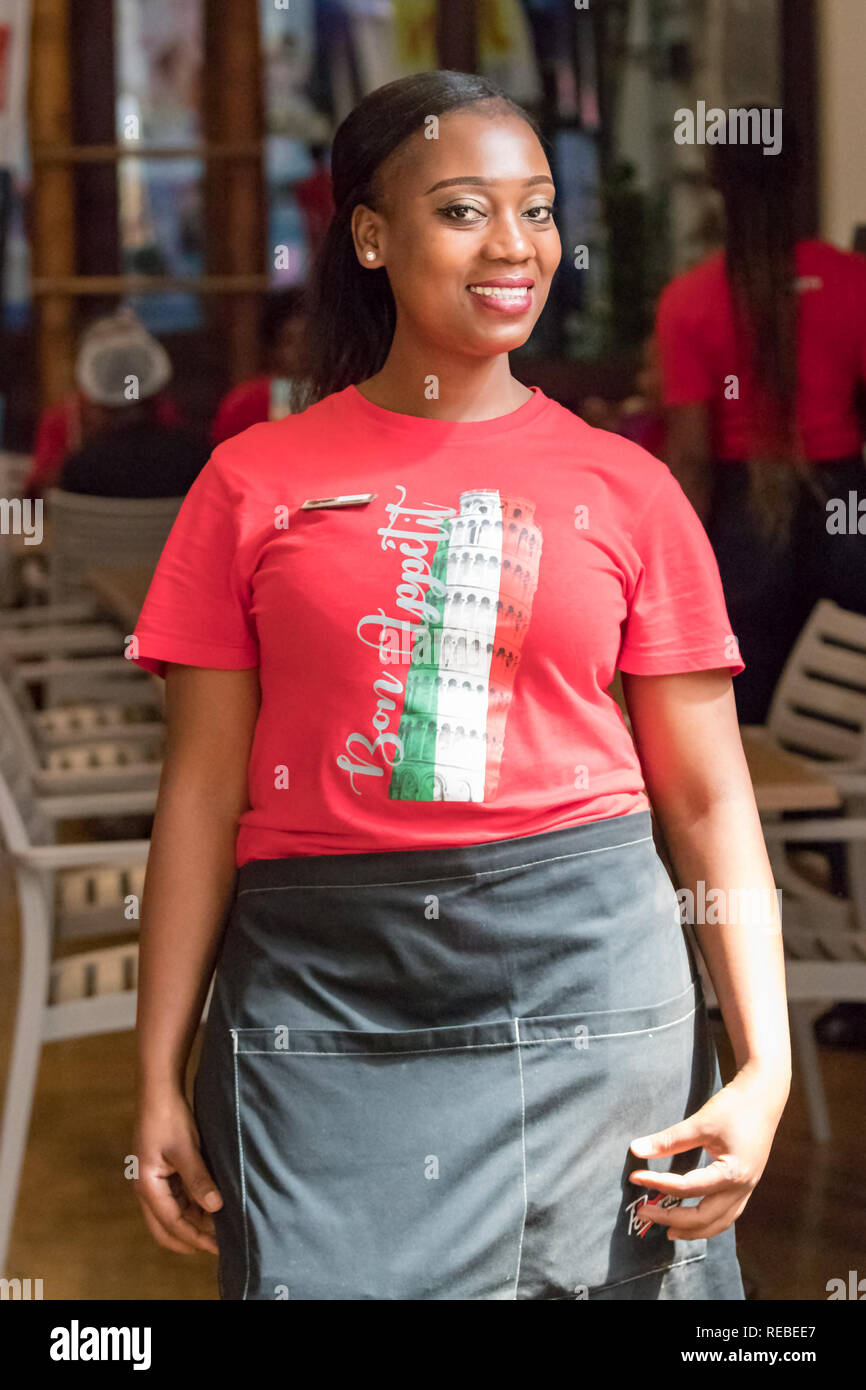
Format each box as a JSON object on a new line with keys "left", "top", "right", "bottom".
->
{"left": 294, "top": 71, "right": 560, "bottom": 415}
{"left": 130, "top": 69, "right": 790, "bottom": 1303}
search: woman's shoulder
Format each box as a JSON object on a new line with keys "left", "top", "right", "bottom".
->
{"left": 544, "top": 396, "right": 677, "bottom": 501}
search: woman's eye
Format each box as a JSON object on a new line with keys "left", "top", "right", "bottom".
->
{"left": 525, "top": 204, "right": 556, "bottom": 222}
{"left": 440, "top": 203, "right": 485, "bottom": 222}
{"left": 438, "top": 201, "right": 556, "bottom": 224}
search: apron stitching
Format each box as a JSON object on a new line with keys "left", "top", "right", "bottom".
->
{"left": 589, "top": 1251, "right": 707, "bottom": 1297}
{"left": 228, "top": 980, "right": 699, "bottom": 1040}
{"left": 513, "top": 1018, "right": 529, "bottom": 1301}
{"left": 232, "top": 1003, "right": 699, "bottom": 1056}
{"left": 235, "top": 835, "right": 655, "bottom": 896}
{"left": 231, "top": 1036, "right": 251, "bottom": 1301}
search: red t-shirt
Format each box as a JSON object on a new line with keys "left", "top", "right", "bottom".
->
{"left": 131, "top": 384, "right": 743, "bottom": 864}
{"left": 211, "top": 377, "right": 274, "bottom": 445}
{"left": 655, "top": 238, "right": 866, "bottom": 461}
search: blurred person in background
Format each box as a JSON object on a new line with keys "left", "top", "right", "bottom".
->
{"left": 59, "top": 308, "right": 210, "bottom": 498}
{"left": 656, "top": 113, "right": 866, "bottom": 724}
{"left": 24, "top": 309, "right": 185, "bottom": 500}
{"left": 210, "top": 287, "right": 310, "bottom": 444}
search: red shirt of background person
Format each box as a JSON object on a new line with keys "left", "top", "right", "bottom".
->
{"left": 653, "top": 113, "right": 866, "bottom": 728}
{"left": 210, "top": 287, "right": 309, "bottom": 445}
{"left": 656, "top": 238, "right": 866, "bottom": 464}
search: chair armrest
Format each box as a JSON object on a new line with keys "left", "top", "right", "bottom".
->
{"left": 829, "top": 772, "right": 866, "bottom": 796}
{"left": 12, "top": 656, "right": 144, "bottom": 683}
{"left": 0, "top": 599, "right": 100, "bottom": 627}
{"left": 13, "top": 839, "right": 151, "bottom": 870}
{"left": 36, "top": 788, "right": 158, "bottom": 820}
{"left": 762, "top": 817, "right": 866, "bottom": 842}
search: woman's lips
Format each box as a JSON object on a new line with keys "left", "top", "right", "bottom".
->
{"left": 466, "top": 282, "right": 534, "bottom": 315}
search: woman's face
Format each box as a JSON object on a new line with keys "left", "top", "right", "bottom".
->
{"left": 354, "top": 108, "right": 561, "bottom": 359}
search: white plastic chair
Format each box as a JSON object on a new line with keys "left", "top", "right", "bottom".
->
{"left": 0, "top": 676, "right": 162, "bottom": 797}
{"left": 0, "top": 708, "right": 157, "bottom": 1273}
{"left": 0, "top": 454, "right": 34, "bottom": 606}
{"left": 766, "top": 599, "right": 866, "bottom": 768}
{"left": 46, "top": 490, "right": 181, "bottom": 606}
{"left": 701, "top": 601, "right": 866, "bottom": 1141}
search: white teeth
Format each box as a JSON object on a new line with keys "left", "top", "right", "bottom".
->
{"left": 468, "top": 285, "right": 531, "bottom": 299}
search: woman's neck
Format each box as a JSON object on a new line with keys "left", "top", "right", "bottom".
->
{"left": 356, "top": 334, "right": 532, "bottom": 422}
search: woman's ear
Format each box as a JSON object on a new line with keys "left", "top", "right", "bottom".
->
{"left": 350, "top": 205, "right": 383, "bottom": 268}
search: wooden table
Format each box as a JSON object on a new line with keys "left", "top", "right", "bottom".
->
{"left": 85, "top": 564, "right": 154, "bottom": 630}
{"left": 609, "top": 674, "right": 841, "bottom": 815}
{"left": 739, "top": 725, "right": 842, "bottom": 815}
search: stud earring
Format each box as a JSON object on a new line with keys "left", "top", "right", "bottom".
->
{"left": 365, "top": 250, "right": 376, "bottom": 261}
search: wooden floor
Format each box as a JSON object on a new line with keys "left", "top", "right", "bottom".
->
{"left": 2, "top": 884, "right": 864, "bottom": 1301}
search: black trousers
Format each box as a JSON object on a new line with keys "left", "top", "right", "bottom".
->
{"left": 706, "top": 455, "right": 866, "bottom": 724}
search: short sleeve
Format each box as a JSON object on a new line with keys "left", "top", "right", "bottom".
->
{"left": 129, "top": 455, "right": 259, "bottom": 678}
{"left": 655, "top": 280, "right": 716, "bottom": 406}
{"left": 618, "top": 466, "right": 745, "bottom": 678}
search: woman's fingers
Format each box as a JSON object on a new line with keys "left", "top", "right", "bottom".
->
{"left": 135, "top": 1155, "right": 219, "bottom": 1254}
{"left": 637, "top": 1190, "right": 747, "bottom": 1240}
{"left": 169, "top": 1175, "right": 220, "bottom": 1253}
{"left": 630, "top": 1154, "right": 743, "bottom": 1197}
{"left": 172, "top": 1147, "right": 223, "bottom": 1216}
{"left": 137, "top": 1191, "right": 200, "bottom": 1255}
{"left": 630, "top": 1110, "right": 713, "bottom": 1161}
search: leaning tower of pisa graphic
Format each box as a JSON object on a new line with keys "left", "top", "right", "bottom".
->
{"left": 388, "top": 489, "right": 543, "bottom": 802}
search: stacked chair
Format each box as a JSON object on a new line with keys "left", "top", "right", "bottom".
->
{"left": 0, "top": 487, "right": 182, "bottom": 1271}
{"left": 698, "top": 600, "right": 866, "bottom": 1141}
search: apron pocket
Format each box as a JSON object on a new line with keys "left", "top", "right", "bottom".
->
{"left": 514, "top": 979, "right": 718, "bottom": 1299}
{"left": 224, "top": 977, "right": 720, "bottom": 1301}
{"left": 230, "top": 1018, "right": 528, "bottom": 1300}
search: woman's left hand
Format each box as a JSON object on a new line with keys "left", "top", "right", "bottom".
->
{"left": 627, "top": 1061, "right": 790, "bottom": 1240}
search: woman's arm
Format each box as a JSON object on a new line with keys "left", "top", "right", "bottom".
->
{"left": 133, "top": 665, "right": 260, "bottom": 1255}
{"left": 620, "top": 668, "right": 791, "bottom": 1239}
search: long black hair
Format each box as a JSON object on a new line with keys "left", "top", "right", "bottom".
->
{"left": 709, "top": 113, "right": 822, "bottom": 544}
{"left": 294, "top": 71, "right": 543, "bottom": 409}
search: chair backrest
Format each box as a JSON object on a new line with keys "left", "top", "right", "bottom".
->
{"left": 46, "top": 490, "right": 182, "bottom": 604}
{"left": 0, "top": 454, "right": 35, "bottom": 606}
{"left": 0, "top": 678, "right": 50, "bottom": 850}
{"left": 0, "top": 453, "right": 32, "bottom": 498}
{"left": 767, "top": 601, "right": 866, "bottom": 766}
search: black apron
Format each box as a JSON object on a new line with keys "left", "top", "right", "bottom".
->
{"left": 194, "top": 808, "right": 745, "bottom": 1301}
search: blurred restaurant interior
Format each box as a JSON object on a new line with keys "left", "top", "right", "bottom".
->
{"left": 0, "top": 0, "right": 865, "bottom": 1302}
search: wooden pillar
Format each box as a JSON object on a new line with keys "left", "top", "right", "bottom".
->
{"left": 70, "top": 0, "right": 118, "bottom": 319}
{"left": 28, "top": 0, "right": 76, "bottom": 405}
{"left": 437, "top": 0, "right": 479, "bottom": 72}
{"left": 204, "top": 0, "right": 265, "bottom": 385}
{"left": 782, "top": 0, "right": 819, "bottom": 241}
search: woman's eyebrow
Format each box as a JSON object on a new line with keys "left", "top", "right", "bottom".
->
{"left": 423, "top": 174, "right": 555, "bottom": 194}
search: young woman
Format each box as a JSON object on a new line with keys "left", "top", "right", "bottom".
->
{"left": 656, "top": 117, "right": 866, "bottom": 723}
{"left": 131, "top": 71, "right": 790, "bottom": 1301}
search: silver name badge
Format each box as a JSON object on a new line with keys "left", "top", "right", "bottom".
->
{"left": 300, "top": 493, "right": 377, "bottom": 510}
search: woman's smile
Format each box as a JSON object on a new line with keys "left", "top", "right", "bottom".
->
{"left": 467, "top": 277, "right": 535, "bottom": 314}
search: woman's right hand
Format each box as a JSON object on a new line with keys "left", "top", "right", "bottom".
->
{"left": 133, "top": 1090, "right": 223, "bottom": 1255}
